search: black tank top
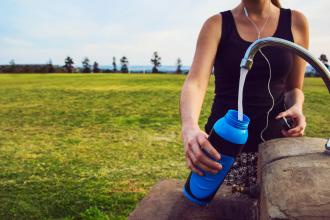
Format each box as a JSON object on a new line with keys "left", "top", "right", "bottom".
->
{"left": 204, "top": 8, "right": 294, "bottom": 152}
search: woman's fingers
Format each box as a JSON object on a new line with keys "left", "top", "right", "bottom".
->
{"left": 282, "top": 129, "right": 304, "bottom": 137}
{"left": 287, "top": 126, "right": 304, "bottom": 135}
{"left": 276, "top": 106, "right": 306, "bottom": 138}
{"left": 185, "top": 152, "right": 204, "bottom": 176}
{"left": 183, "top": 129, "right": 223, "bottom": 175}
{"left": 281, "top": 118, "right": 305, "bottom": 137}
{"left": 188, "top": 150, "right": 220, "bottom": 174}
{"left": 189, "top": 139, "right": 222, "bottom": 173}
{"left": 275, "top": 109, "right": 292, "bottom": 119}
{"left": 288, "top": 117, "right": 306, "bottom": 134}
{"left": 197, "top": 134, "right": 221, "bottom": 160}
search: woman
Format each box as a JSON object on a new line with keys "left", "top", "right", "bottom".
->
{"left": 179, "top": 0, "right": 308, "bottom": 193}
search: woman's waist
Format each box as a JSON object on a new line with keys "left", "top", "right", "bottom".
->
{"left": 210, "top": 95, "right": 285, "bottom": 119}
{"left": 213, "top": 93, "right": 285, "bottom": 108}
{"left": 214, "top": 80, "right": 286, "bottom": 99}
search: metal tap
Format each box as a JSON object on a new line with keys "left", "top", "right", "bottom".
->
{"left": 240, "top": 37, "right": 330, "bottom": 93}
{"left": 240, "top": 37, "right": 330, "bottom": 153}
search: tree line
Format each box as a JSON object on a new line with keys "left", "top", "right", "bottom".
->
{"left": 0, "top": 51, "right": 185, "bottom": 74}
{"left": 0, "top": 52, "right": 328, "bottom": 76}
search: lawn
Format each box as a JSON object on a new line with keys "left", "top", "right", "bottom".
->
{"left": 0, "top": 74, "right": 329, "bottom": 219}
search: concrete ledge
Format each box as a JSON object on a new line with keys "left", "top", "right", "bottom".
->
{"left": 128, "top": 179, "right": 258, "bottom": 220}
{"left": 258, "top": 137, "right": 330, "bottom": 220}
{"left": 258, "top": 137, "right": 326, "bottom": 170}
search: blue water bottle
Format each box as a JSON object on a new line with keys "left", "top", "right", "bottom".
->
{"left": 183, "top": 109, "right": 250, "bottom": 206}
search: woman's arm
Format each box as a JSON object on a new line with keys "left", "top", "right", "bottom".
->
{"left": 179, "top": 14, "right": 223, "bottom": 176}
{"left": 276, "top": 10, "right": 309, "bottom": 137}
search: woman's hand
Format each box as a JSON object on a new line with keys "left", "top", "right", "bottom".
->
{"left": 275, "top": 104, "right": 306, "bottom": 137}
{"left": 181, "top": 126, "right": 222, "bottom": 176}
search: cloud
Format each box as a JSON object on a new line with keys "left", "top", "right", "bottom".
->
{"left": 0, "top": 0, "right": 329, "bottom": 65}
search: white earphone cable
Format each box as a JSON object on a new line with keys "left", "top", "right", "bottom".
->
{"left": 243, "top": 3, "right": 274, "bottom": 142}
{"left": 259, "top": 50, "right": 275, "bottom": 142}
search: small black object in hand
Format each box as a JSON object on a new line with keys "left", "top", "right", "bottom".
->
{"left": 279, "top": 116, "right": 294, "bottom": 130}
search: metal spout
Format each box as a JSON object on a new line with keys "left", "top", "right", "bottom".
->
{"left": 240, "top": 37, "right": 330, "bottom": 93}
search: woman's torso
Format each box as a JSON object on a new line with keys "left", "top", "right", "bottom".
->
{"left": 204, "top": 8, "right": 294, "bottom": 152}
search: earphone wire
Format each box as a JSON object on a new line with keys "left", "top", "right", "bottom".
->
{"left": 243, "top": 3, "right": 275, "bottom": 142}
{"left": 259, "top": 50, "right": 275, "bottom": 143}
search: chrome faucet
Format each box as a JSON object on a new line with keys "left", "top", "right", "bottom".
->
{"left": 240, "top": 37, "right": 330, "bottom": 153}
{"left": 240, "top": 37, "right": 330, "bottom": 93}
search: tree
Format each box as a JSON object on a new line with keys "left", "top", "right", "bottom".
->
{"left": 8, "top": 59, "right": 16, "bottom": 73}
{"left": 47, "top": 59, "right": 55, "bottom": 73}
{"left": 9, "top": 59, "right": 15, "bottom": 66}
{"left": 82, "top": 57, "right": 91, "bottom": 73}
{"left": 151, "top": 51, "right": 161, "bottom": 73}
{"left": 176, "top": 57, "right": 183, "bottom": 74}
{"left": 319, "top": 54, "right": 329, "bottom": 68}
{"left": 112, "top": 56, "right": 117, "bottom": 73}
{"left": 93, "top": 61, "right": 100, "bottom": 73}
{"left": 64, "top": 56, "right": 74, "bottom": 73}
{"left": 120, "top": 56, "right": 129, "bottom": 73}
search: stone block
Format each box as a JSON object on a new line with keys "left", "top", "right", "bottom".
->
{"left": 129, "top": 179, "right": 258, "bottom": 220}
{"left": 258, "top": 137, "right": 330, "bottom": 220}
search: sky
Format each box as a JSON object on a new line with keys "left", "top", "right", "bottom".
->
{"left": 0, "top": 0, "right": 329, "bottom": 66}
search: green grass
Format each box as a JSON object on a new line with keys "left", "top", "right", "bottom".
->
{"left": 0, "top": 74, "right": 329, "bottom": 219}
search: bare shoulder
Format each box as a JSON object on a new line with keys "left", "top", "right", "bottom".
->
{"left": 199, "top": 13, "right": 222, "bottom": 43}
{"left": 291, "top": 10, "right": 309, "bottom": 31}
{"left": 291, "top": 10, "right": 309, "bottom": 47}
{"left": 204, "top": 13, "right": 222, "bottom": 28}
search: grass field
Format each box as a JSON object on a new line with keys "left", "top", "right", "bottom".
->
{"left": 0, "top": 74, "right": 329, "bottom": 219}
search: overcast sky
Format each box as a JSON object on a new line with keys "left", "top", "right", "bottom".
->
{"left": 0, "top": 0, "right": 329, "bottom": 66}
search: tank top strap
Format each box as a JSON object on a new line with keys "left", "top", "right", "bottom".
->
{"left": 219, "top": 10, "right": 235, "bottom": 45}
{"left": 276, "top": 8, "right": 294, "bottom": 42}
